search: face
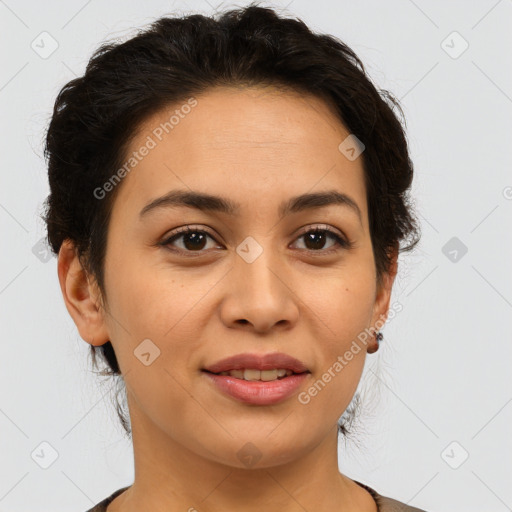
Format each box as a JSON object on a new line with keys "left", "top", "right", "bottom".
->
{"left": 63, "top": 85, "right": 396, "bottom": 469}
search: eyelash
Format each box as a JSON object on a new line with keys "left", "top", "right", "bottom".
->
{"left": 159, "top": 224, "right": 354, "bottom": 256}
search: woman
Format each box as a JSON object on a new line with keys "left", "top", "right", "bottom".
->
{"left": 43, "top": 3, "right": 426, "bottom": 510}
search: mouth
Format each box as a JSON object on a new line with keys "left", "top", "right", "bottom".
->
{"left": 202, "top": 368, "right": 309, "bottom": 381}
{"left": 201, "top": 352, "right": 311, "bottom": 405}
{"left": 202, "top": 351, "right": 310, "bottom": 375}
{"left": 202, "top": 369, "right": 310, "bottom": 405}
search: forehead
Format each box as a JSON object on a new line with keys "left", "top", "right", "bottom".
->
{"left": 112, "top": 85, "right": 367, "bottom": 220}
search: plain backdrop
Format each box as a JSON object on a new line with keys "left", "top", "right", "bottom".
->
{"left": 1, "top": 1, "right": 511, "bottom": 511}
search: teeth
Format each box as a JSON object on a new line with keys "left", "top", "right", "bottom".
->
{"left": 217, "top": 368, "right": 293, "bottom": 380}
{"left": 244, "top": 369, "right": 262, "bottom": 381}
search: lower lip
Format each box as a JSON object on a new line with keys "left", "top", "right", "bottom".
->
{"left": 203, "top": 371, "right": 310, "bottom": 405}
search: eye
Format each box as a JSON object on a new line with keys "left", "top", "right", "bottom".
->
{"left": 159, "top": 225, "right": 220, "bottom": 254}
{"left": 291, "top": 225, "right": 354, "bottom": 254}
{"left": 159, "top": 224, "right": 354, "bottom": 255}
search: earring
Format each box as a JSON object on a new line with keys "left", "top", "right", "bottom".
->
{"left": 368, "top": 331, "right": 383, "bottom": 354}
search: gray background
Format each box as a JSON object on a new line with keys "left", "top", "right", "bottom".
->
{"left": 1, "top": 0, "right": 511, "bottom": 510}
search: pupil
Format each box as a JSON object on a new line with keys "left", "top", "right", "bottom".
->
{"left": 181, "top": 231, "right": 327, "bottom": 251}
{"left": 184, "top": 232, "right": 206, "bottom": 250}
{"left": 305, "top": 232, "right": 325, "bottom": 250}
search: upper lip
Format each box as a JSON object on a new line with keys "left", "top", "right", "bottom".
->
{"left": 203, "top": 352, "right": 310, "bottom": 374}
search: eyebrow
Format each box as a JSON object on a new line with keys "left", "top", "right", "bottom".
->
{"left": 139, "top": 189, "right": 362, "bottom": 225}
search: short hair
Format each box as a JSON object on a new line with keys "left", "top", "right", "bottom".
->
{"left": 42, "top": 3, "right": 421, "bottom": 438}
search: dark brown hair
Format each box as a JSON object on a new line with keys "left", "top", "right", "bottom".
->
{"left": 42, "top": 2, "right": 421, "bottom": 438}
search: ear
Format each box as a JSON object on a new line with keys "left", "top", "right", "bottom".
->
{"left": 57, "top": 239, "right": 110, "bottom": 347}
{"left": 370, "top": 244, "right": 399, "bottom": 331}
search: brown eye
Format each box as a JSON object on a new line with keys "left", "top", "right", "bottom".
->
{"left": 160, "top": 226, "right": 219, "bottom": 253}
{"left": 159, "top": 224, "right": 354, "bottom": 256}
{"left": 292, "top": 226, "right": 353, "bottom": 254}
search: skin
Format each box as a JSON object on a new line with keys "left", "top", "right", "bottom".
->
{"left": 58, "top": 85, "right": 397, "bottom": 511}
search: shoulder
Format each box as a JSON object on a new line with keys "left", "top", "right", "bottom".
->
{"left": 377, "top": 494, "right": 430, "bottom": 512}
{"left": 354, "top": 480, "right": 431, "bottom": 512}
{"left": 83, "top": 486, "right": 131, "bottom": 512}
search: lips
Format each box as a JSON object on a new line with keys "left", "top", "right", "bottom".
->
{"left": 202, "top": 352, "right": 310, "bottom": 374}
{"left": 203, "top": 371, "right": 309, "bottom": 405}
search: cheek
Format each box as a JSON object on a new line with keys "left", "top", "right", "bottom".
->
{"left": 104, "top": 260, "right": 220, "bottom": 383}
{"left": 298, "top": 262, "right": 376, "bottom": 342}
{"left": 106, "top": 252, "right": 211, "bottom": 334}
{"left": 294, "top": 261, "right": 375, "bottom": 403}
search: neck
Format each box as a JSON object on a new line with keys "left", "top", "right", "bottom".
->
{"left": 108, "top": 397, "right": 376, "bottom": 512}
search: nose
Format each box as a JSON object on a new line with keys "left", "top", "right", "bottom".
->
{"left": 219, "top": 247, "right": 299, "bottom": 334}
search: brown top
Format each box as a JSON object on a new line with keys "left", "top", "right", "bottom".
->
{"left": 84, "top": 480, "right": 429, "bottom": 511}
